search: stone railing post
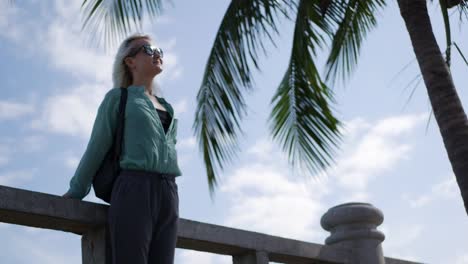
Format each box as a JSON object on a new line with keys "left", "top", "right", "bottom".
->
{"left": 321, "top": 203, "right": 386, "bottom": 264}
{"left": 82, "top": 226, "right": 110, "bottom": 264}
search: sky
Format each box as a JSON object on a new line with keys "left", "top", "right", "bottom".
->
{"left": 1, "top": 0, "right": 468, "bottom": 263}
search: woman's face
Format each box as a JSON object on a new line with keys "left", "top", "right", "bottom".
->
{"left": 125, "top": 37, "right": 163, "bottom": 78}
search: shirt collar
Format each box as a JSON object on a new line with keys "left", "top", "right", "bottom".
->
{"left": 127, "top": 85, "right": 145, "bottom": 93}
{"left": 127, "top": 85, "right": 174, "bottom": 118}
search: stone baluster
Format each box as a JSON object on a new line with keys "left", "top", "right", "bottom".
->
{"left": 321, "top": 202, "right": 386, "bottom": 264}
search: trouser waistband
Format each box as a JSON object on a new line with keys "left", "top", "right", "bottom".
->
{"left": 120, "top": 169, "right": 176, "bottom": 182}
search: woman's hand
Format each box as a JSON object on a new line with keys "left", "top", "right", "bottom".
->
{"left": 62, "top": 191, "right": 74, "bottom": 199}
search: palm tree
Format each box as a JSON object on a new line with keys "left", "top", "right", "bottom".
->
{"left": 80, "top": 0, "right": 468, "bottom": 215}
{"left": 397, "top": 0, "right": 468, "bottom": 214}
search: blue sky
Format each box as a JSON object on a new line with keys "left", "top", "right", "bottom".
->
{"left": 1, "top": 1, "right": 468, "bottom": 263}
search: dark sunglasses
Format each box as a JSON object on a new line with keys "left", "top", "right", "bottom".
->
{"left": 127, "top": 44, "right": 163, "bottom": 58}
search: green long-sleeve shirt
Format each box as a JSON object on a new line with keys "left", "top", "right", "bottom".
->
{"left": 66, "top": 85, "right": 182, "bottom": 200}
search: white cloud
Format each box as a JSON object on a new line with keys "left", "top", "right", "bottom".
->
{"left": 433, "top": 176, "right": 459, "bottom": 198}
{"left": 345, "top": 191, "right": 370, "bottom": 202}
{"left": 31, "top": 83, "right": 108, "bottom": 138}
{"left": 0, "top": 169, "right": 35, "bottom": 187}
{"left": 21, "top": 135, "right": 46, "bottom": 153}
{"left": 169, "top": 68, "right": 183, "bottom": 80}
{"left": 10, "top": 227, "right": 81, "bottom": 264}
{"left": 331, "top": 113, "right": 427, "bottom": 195}
{"left": 152, "top": 38, "right": 183, "bottom": 83}
{"left": 247, "top": 139, "right": 277, "bottom": 160}
{"left": 373, "top": 113, "right": 428, "bottom": 136}
{"left": 383, "top": 224, "right": 424, "bottom": 262}
{"left": 405, "top": 176, "right": 459, "bottom": 208}
{"left": 0, "top": 144, "right": 10, "bottom": 167}
{"left": 173, "top": 98, "right": 188, "bottom": 115}
{"left": 218, "top": 113, "right": 427, "bottom": 244}
{"left": 46, "top": 24, "right": 113, "bottom": 83}
{"left": 53, "top": 0, "right": 86, "bottom": 24}
{"left": 0, "top": 101, "right": 35, "bottom": 120}
{"left": 0, "top": 2, "right": 27, "bottom": 43}
{"left": 341, "top": 117, "right": 371, "bottom": 138}
{"left": 0, "top": 1, "right": 16, "bottom": 32}
{"left": 44, "top": 1, "right": 113, "bottom": 83}
{"left": 176, "top": 249, "right": 231, "bottom": 264}
{"left": 220, "top": 140, "right": 329, "bottom": 242}
{"left": 0, "top": 1, "right": 52, "bottom": 56}
{"left": 0, "top": 135, "right": 44, "bottom": 167}
{"left": 65, "top": 156, "right": 80, "bottom": 169}
{"left": 456, "top": 254, "right": 468, "bottom": 264}
{"left": 407, "top": 195, "right": 432, "bottom": 208}
{"left": 178, "top": 136, "right": 196, "bottom": 149}
{"left": 152, "top": 15, "right": 175, "bottom": 26}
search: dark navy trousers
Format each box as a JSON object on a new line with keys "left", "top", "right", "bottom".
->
{"left": 107, "top": 169, "right": 179, "bottom": 264}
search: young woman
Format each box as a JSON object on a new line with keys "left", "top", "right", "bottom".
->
{"left": 63, "top": 33, "right": 182, "bottom": 264}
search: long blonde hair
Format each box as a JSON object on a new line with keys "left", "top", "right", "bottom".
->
{"left": 112, "top": 33, "right": 162, "bottom": 95}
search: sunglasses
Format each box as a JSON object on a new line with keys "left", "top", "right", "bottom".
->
{"left": 128, "top": 44, "right": 163, "bottom": 58}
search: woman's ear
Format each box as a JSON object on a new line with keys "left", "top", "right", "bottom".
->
{"left": 124, "top": 57, "right": 135, "bottom": 70}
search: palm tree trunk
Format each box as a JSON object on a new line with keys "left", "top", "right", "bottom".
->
{"left": 397, "top": 0, "right": 468, "bottom": 215}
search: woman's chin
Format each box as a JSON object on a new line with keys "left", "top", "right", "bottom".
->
{"left": 152, "top": 67, "right": 163, "bottom": 76}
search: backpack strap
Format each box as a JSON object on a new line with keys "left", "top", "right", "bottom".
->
{"left": 113, "top": 88, "right": 127, "bottom": 162}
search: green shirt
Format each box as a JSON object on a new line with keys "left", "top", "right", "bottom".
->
{"left": 67, "top": 85, "right": 182, "bottom": 200}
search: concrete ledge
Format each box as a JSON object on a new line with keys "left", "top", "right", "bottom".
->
{"left": 177, "top": 219, "right": 349, "bottom": 263}
{"left": 0, "top": 185, "right": 108, "bottom": 234}
{"left": 0, "top": 185, "right": 423, "bottom": 264}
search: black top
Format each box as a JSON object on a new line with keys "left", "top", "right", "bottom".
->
{"left": 156, "top": 108, "right": 172, "bottom": 134}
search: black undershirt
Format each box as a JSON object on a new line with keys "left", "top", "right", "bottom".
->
{"left": 156, "top": 109, "right": 172, "bottom": 134}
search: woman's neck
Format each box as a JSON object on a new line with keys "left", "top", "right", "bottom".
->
{"left": 132, "top": 77, "right": 153, "bottom": 95}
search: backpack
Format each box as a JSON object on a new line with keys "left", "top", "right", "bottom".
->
{"left": 92, "top": 88, "right": 127, "bottom": 203}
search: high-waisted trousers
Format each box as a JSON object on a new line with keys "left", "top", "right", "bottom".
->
{"left": 107, "top": 169, "right": 179, "bottom": 264}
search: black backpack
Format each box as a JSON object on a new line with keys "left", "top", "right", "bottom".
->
{"left": 92, "top": 88, "right": 127, "bottom": 203}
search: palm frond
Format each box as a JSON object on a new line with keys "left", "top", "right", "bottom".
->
{"left": 324, "top": 0, "right": 387, "bottom": 83}
{"left": 80, "top": 0, "right": 165, "bottom": 49}
{"left": 193, "top": 0, "right": 291, "bottom": 195}
{"left": 269, "top": 0, "right": 342, "bottom": 176}
{"left": 401, "top": 74, "right": 423, "bottom": 112}
{"left": 440, "top": 0, "right": 453, "bottom": 67}
{"left": 453, "top": 41, "right": 468, "bottom": 67}
{"left": 457, "top": 0, "right": 468, "bottom": 25}
{"left": 447, "top": 0, "right": 465, "bottom": 8}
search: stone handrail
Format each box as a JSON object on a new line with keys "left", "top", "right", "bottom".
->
{"left": 0, "top": 185, "right": 421, "bottom": 264}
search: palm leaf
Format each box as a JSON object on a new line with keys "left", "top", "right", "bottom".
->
{"left": 447, "top": 0, "right": 466, "bottom": 8}
{"left": 80, "top": 0, "right": 166, "bottom": 48}
{"left": 193, "top": 0, "right": 291, "bottom": 195}
{"left": 440, "top": 0, "right": 453, "bottom": 67}
{"left": 458, "top": 0, "right": 468, "bottom": 21}
{"left": 324, "top": 0, "right": 387, "bottom": 83}
{"left": 453, "top": 41, "right": 468, "bottom": 67}
{"left": 269, "top": 0, "right": 342, "bottom": 176}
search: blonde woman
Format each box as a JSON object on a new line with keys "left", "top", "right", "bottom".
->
{"left": 63, "top": 34, "right": 181, "bottom": 264}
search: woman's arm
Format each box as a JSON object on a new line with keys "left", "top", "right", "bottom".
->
{"left": 64, "top": 89, "right": 120, "bottom": 200}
